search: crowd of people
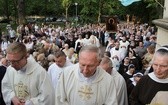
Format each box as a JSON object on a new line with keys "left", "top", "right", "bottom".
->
{"left": 0, "top": 21, "right": 167, "bottom": 105}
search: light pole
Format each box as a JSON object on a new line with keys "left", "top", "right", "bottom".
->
{"left": 75, "top": 3, "right": 78, "bottom": 26}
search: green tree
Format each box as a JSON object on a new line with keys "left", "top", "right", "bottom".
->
{"left": 0, "top": 0, "right": 164, "bottom": 25}
{"left": 62, "top": 0, "right": 72, "bottom": 19}
{"left": 76, "top": 0, "right": 120, "bottom": 24}
{"left": 0, "top": 0, "right": 10, "bottom": 19}
{"left": 18, "top": 0, "right": 26, "bottom": 24}
{"left": 144, "top": 0, "right": 164, "bottom": 19}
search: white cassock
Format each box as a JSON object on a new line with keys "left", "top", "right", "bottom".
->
{"left": 111, "top": 69, "right": 128, "bottom": 105}
{"left": 110, "top": 47, "right": 125, "bottom": 71}
{"left": 55, "top": 64, "right": 118, "bottom": 105}
{"left": 83, "top": 38, "right": 91, "bottom": 46}
{"left": 119, "top": 40, "right": 130, "bottom": 50}
{"left": 48, "top": 60, "right": 73, "bottom": 89}
{"left": 2, "top": 57, "right": 55, "bottom": 105}
{"left": 110, "top": 47, "right": 125, "bottom": 63}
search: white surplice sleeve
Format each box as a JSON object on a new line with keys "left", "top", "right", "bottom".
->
{"left": 55, "top": 70, "right": 69, "bottom": 105}
{"left": 29, "top": 70, "right": 55, "bottom": 105}
{"left": 2, "top": 68, "right": 15, "bottom": 105}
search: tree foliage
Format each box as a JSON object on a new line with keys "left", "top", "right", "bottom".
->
{"left": 0, "top": 0, "right": 164, "bottom": 24}
{"left": 62, "top": 0, "right": 72, "bottom": 19}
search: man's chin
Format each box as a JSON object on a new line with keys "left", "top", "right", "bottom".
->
{"left": 58, "top": 65, "right": 64, "bottom": 68}
{"left": 12, "top": 67, "right": 20, "bottom": 71}
{"left": 156, "top": 74, "right": 165, "bottom": 79}
{"left": 83, "top": 74, "right": 90, "bottom": 78}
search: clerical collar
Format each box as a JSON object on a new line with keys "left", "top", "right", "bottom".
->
{"left": 78, "top": 68, "right": 98, "bottom": 83}
{"left": 148, "top": 72, "right": 168, "bottom": 83}
{"left": 18, "top": 63, "right": 27, "bottom": 73}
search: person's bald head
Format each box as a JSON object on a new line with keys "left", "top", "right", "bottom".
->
{"left": 100, "top": 57, "right": 113, "bottom": 74}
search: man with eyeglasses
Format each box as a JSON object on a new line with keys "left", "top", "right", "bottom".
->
{"left": 129, "top": 45, "right": 168, "bottom": 105}
{"left": 2, "top": 42, "right": 54, "bottom": 105}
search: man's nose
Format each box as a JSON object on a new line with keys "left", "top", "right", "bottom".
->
{"left": 83, "top": 66, "right": 89, "bottom": 73}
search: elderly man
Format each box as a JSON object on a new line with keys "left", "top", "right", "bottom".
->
{"left": 2, "top": 42, "right": 54, "bottom": 105}
{"left": 100, "top": 57, "right": 128, "bottom": 105}
{"left": 55, "top": 45, "right": 118, "bottom": 105}
{"left": 129, "top": 45, "right": 168, "bottom": 105}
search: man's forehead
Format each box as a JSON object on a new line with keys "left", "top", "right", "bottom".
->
{"left": 55, "top": 56, "right": 66, "bottom": 60}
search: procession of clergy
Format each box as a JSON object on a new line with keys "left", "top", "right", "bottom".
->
{"left": 0, "top": 22, "right": 168, "bottom": 105}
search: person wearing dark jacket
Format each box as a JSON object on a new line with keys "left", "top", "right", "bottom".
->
{"left": 129, "top": 46, "right": 168, "bottom": 105}
{"left": 0, "top": 57, "right": 7, "bottom": 105}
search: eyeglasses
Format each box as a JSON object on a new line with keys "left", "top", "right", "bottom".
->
{"left": 7, "top": 56, "right": 25, "bottom": 64}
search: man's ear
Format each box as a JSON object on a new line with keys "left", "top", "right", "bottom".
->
{"left": 98, "top": 58, "right": 102, "bottom": 65}
{"left": 26, "top": 53, "right": 29, "bottom": 58}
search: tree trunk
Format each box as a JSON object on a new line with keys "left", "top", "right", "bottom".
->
{"left": 65, "top": 7, "right": 68, "bottom": 27}
{"left": 18, "top": 0, "right": 25, "bottom": 24}
{"left": 98, "top": 0, "right": 103, "bottom": 23}
{"left": 4, "top": 0, "right": 10, "bottom": 19}
{"left": 66, "top": 8, "right": 68, "bottom": 19}
{"left": 13, "top": 0, "right": 18, "bottom": 24}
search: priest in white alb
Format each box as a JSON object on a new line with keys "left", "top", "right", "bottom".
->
{"left": 55, "top": 45, "right": 118, "bottom": 105}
